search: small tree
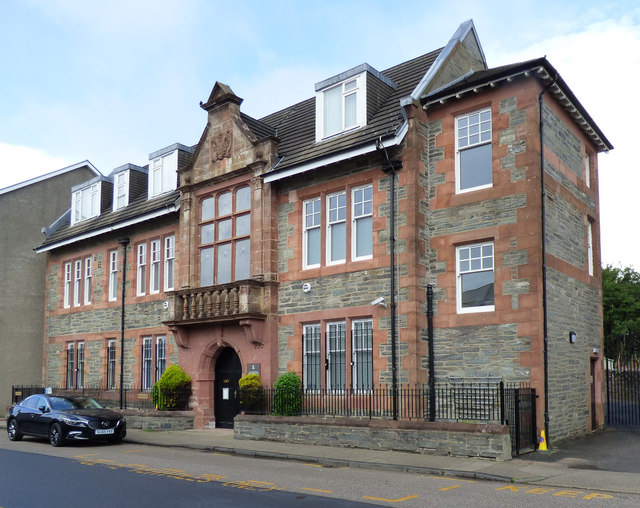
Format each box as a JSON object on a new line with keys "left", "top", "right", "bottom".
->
{"left": 272, "top": 371, "right": 302, "bottom": 416}
{"left": 238, "top": 373, "right": 263, "bottom": 413}
{"left": 152, "top": 365, "right": 192, "bottom": 410}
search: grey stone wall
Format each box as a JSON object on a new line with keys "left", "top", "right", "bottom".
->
{"left": 546, "top": 268, "right": 601, "bottom": 440}
{"left": 545, "top": 188, "right": 587, "bottom": 269}
{"left": 543, "top": 103, "right": 582, "bottom": 177}
{"left": 430, "top": 324, "right": 530, "bottom": 383}
{"left": 235, "top": 415, "right": 512, "bottom": 460}
{"left": 47, "top": 300, "right": 170, "bottom": 337}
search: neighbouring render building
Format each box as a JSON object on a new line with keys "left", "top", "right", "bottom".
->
{"left": 35, "top": 20, "right": 611, "bottom": 442}
{"left": 0, "top": 162, "right": 100, "bottom": 415}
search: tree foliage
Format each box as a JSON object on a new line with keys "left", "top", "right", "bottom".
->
{"left": 602, "top": 265, "right": 640, "bottom": 364}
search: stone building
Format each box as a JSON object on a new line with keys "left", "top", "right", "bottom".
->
{"left": 36, "top": 20, "right": 610, "bottom": 442}
{"left": 0, "top": 162, "right": 100, "bottom": 416}
{"left": 36, "top": 145, "right": 192, "bottom": 404}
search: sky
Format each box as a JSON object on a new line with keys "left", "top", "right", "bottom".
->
{"left": 1, "top": 0, "right": 638, "bottom": 268}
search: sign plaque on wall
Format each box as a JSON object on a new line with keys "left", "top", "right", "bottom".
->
{"left": 248, "top": 363, "right": 261, "bottom": 375}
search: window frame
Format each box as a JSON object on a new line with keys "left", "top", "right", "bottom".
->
{"left": 302, "top": 323, "right": 322, "bottom": 391}
{"left": 150, "top": 239, "right": 161, "bottom": 294}
{"left": 137, "top": 243, "right": 147, "bottom": 296}
{"left": 326, "top": 321, "right": 346, "bottom": 392}
{"left": 164, "top": 236, "right": 175, "bottom": 291}
{"left": 587, "top": 221, "right": 594, "bottom": 276}
{"left": 66, "top": 342, "right": 75, "bottom": 389}
{"left": 316, "top": 73, "right": 366, "bottom": 141}
{"left": 73, "top": 259, "right": 82, "bottom": 307}
{"left": 71, "top": 183, "right": 100, "bottom": 225}
{"left": 351, "top": 184, "right": 373, "bottom": 261}
{"left": 198, "top": 186, "right": 251, "bottom": 286}
{"left": 108, "top": 250, "right": 118, "bottom": 302}
{"left": 326, "top": 191, "right": 347, "bottom": 266}
{"left": 455, "top": 108, "right": 493, "bottom": 194}
{"left": 302, "top": 197, "right": 321, "bottom": 269}
{"left": 456, "top": 241, "right": 495, "bottom": 314}
{"left": 107, "top": 339, "right": 117, "bottom": 391}
{"left": 84, "top": 257, "right": 92, "bottom": 305}
{"left": 351, "top": 319, "right": 373, "bottom": 392}
{"left": 113, "top": 170, "right": 129, "bottom": 211}
{"left": 156, "top": 336, "right": 167, "bottom": 381}
{"left": 63, "top": 262, "right": 72, "bottom": 309}
{"left": 584, "top": 153, "right": 591, "bottom": 188}
{"left": 142, "top": 337, "right": 153, "bottom": 391}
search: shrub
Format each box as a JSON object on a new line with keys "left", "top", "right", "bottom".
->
{"left": 272, "top": 371, "right": 302, "bottom": 416}
{"left": 153, "top": 365, "right": 192, "bottom": 410}
{"left": 238, "top": 373, "right": 264, "bottom": 413}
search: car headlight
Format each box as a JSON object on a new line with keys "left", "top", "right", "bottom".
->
{"left": 61, "top": 415, "right": 89, "bottom": 426}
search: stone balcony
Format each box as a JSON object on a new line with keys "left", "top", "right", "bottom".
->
{"left": 164, "top": 279, "right": 271, "bottom": 327}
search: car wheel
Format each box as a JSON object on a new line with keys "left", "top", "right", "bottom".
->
{"left": 7, "top": 419, "right": 23, "bottom": 441}
{"left": 49, "top": 423, "right": 64, "bottom": 447}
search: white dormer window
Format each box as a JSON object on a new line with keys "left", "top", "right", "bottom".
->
{"left": 113, "top": 171, "right": 129, "bottom": 211}
{"left": 148, "top": 150, "right": 178, "bottom": 198}
{"left": 316, "top": 72, "right": 366, "bottom": 141}
{"left": 71, "top": 183, "right": 100, "bottom": 225}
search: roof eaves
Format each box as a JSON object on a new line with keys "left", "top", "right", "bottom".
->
{"left": 263, "top": 121, "right": 408, "bottom": 184}
{"left": 421, "top": 58, "right": 613, "bottom": 152}
{"left": 35, "top": 200, "right": 180, "bottom": 253}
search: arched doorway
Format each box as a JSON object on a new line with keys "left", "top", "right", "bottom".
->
{"left": 214, "top": 347, "right": 242, "bottom": 428}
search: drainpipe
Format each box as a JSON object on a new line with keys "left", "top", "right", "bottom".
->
{"left": 377, "top": 137, "right": 403, "bottom": 420}
{"left": 118, "top": 237, "right": 130, "bottom": 409}
{"left": 539, "top": 74, "right": 556, "bottom": 447}
{"left": 427, "top": 284, "right": 436, "bottom": 421}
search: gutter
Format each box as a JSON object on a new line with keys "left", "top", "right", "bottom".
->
{"left": 263, "top": 122, "right": 408, "bottom": 184}
{"left": 35, "top": 202, "right": 179, "bottom": 253}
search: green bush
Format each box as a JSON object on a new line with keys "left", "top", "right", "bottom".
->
{"left": 272, "top": 371, "right": 302, "bottom": 416}
{"left": 152, "top": 365, "right": 192, "bottom": 410}
{"left": 238, "top": 373, "right": 264, "bottom": 412}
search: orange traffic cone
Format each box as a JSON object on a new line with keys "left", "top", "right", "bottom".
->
{"left": 539, "top": 430, "right": 548, "bottom": 451}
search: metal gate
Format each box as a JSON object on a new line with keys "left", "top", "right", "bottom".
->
{"left": 502, "top": 385, "right": 538, "bottom": 455}
{"left": 606, "top": 362, "right": 640, "bottom": 428}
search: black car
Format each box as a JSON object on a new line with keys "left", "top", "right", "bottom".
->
{"left": 6, "top": 394, "right": 126, "bottom": 447}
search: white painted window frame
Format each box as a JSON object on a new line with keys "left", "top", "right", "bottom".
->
{"left": 73, "top": 259, "right": 82, "bottom": 307}
{"left": 455, "top": 108, "right": 492, "bottom": 194}
{"left": 113, "top": 170, "right": 129, "bottom": 211}
{"left": 137, "top": 243, "right": 147, "bottom": 296}
{"left": 108, "top": 250, "right": 118, "bottom": 302}
{"left": 351, "top": 184, "right": 373, "bottom": 262}
{"left": 456, "top": 241, "right": 495, "bottom": 314}
{"left": 63, "top": 262, "right": 72, "bottom": 308}
{"left": 150, "top": 239, "right": 161, "bottom": 294}
{"left": 164, "top": 236, "right": 175, "bottom": 291}
{"left": 316, "top": 72, "right": 366, "bottom": 141}
{"left": 303, "top": 197, "right": 321, "bottom": 269}
{"left": 84, "top": 257, "right": 92, "bottom": 305}
{"left": 326, "top": 191, "right": 346, "bottom": 266}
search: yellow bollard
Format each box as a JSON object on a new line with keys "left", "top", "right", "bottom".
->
{"left": 539, "top": 430, "right": 548, "bottom": 451}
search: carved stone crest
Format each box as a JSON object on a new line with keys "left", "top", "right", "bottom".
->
{"left": 211, "top": 130, "right": 232, "bottom": 161}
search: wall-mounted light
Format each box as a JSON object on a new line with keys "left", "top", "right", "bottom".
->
{"left": 569, "top": 331, "right": 577, "bottom": 344}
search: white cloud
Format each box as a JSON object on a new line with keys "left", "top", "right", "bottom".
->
{"left": 0, "top": 143, "right": 73, "bottom": 190}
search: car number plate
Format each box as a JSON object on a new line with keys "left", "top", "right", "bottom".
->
{"left": 95, "top": 428, "right": 114, "bottom": 435}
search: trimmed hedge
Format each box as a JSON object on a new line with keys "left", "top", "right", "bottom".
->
{"left": 152, "top": 365, "right": 192, "bottom": 410}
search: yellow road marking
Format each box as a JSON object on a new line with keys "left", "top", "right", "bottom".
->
{"left": 433, "top": 476, "right": 476, "bottom": 483}
{"left": 301, "top": 487, "right": 333, "bottom": 493}
{"left": 363, "top": 495, "right": 419, "bottom": 503}
{"left": 304, "top": 463, "right": 324, "bottom": 468}
{"left": 122, "top": 449, "right": 145, "bottom": 454}
{"left": 439, "top": 485, "right": 460, "bottom": 492}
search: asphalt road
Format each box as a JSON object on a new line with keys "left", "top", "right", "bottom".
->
{"left": 2, "top": 432, "right": 640, "bottom": 507}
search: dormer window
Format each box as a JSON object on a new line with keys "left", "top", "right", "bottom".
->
{"left": 113, "top": 171, "right": 129, "bottom": 211}
{"left": 148, "top": 149, "right": 178, "bottom": 198}
{"left": 71, "top": 183, "right": 100, "bottom": 225}
{"left": 316, "top": 71, "right": 366, "bottom": 141}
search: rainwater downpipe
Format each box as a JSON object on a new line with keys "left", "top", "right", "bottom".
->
{"left": 539, "top": 74, "right": 556, "bottom": 447}
{"left": 118, "top": 237, "right": 130, "bottom": 409}
{"left": 377, "top": 137, "right": 403, "bottom": 420}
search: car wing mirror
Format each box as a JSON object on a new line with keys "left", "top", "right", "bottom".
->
{"left": 39, "top": 405, "right": 49, "bottom": 413}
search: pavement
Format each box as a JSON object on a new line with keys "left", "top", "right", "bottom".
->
{"left": 3, "top": 418, "right": 639, "bottom": 495}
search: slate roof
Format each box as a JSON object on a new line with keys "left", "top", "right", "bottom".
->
{"left": 36, "top": 190, "right": 180, "bottom": 251}
{"left": 258, "top": 49, "right": 443, "bottom": 177}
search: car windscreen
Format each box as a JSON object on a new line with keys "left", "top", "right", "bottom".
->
{"left": 49, "top": 397, "right": 78, "bottom": 410}
{"left": 70, "top": 397, "right": 105, "bottom": 409}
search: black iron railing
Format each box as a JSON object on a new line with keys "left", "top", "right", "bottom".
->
{"left": 240, "top": 382, "right": 513, "bottom": 422}
{"left": 10, "top": 385, "right": 192, "bottom": 411}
